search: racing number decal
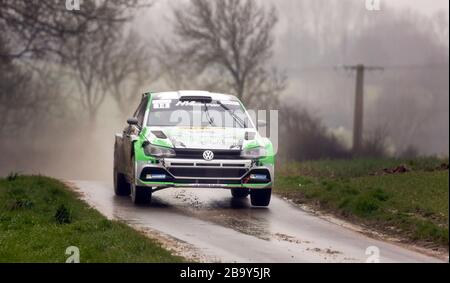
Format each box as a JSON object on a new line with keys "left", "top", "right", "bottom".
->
{"left": 152, "top": 99, "right": 171, "bottom": 109}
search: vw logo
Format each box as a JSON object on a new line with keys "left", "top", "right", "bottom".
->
{"left": 202, "top": 150, "right": 214, "bottom": 161}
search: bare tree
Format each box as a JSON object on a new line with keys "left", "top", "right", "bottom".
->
{"left": 0, "top": 0, "right": 148, "bottom": 60}
{"left": 64, "top": 35, "right": 112, "bottom": 127}
{"left": 0, "top": 0, "right": 152, "bottom": 130}
{"left": 106, "top": 31, "right": 159, "bottom": 116}
{"left": 0, "top": 56, "right": 31, "bottom": 137}
{"left": 0, "top": 48, "right": 67, "bottom": 139}
{"left": 159, "top": 0, "right": 286, "bottom": 107}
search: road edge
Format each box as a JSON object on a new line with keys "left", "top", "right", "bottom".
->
{"left": 277, "top": 194, "right": 449, "bottom": 262}
{"left": 64, "top": 180, "right": 219, "bottom": 263}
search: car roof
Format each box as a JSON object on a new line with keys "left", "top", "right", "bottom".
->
{"left": 150, "top": 90, "right": 239, "bottom": 101}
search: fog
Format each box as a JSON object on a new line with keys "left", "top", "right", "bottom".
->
{"left": 138, "top": 0, "right": 449, "bottom": 155}
{"left": 0, "top": 0, "right": 448, "bottom": 180}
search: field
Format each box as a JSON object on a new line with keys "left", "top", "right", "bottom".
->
{"left": 0, "top": 175, "right": 183, "bottom": 262}
{"left": 275, "top": 158, "right": 449, "bottom": 248}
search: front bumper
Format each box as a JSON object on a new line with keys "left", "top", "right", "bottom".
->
{"left": 135, "top": 158, "right": 274, "bottom": 189}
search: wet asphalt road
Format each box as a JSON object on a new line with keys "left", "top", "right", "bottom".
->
{"left": 70, "top": 181, "right": 443, "bottom": 263}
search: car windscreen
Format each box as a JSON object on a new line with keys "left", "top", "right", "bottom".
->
{"left": 147, "top": 99, "right": 252, "bottom": 128}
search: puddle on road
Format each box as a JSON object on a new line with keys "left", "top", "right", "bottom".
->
{"left": 165, "top": 189, "right": 272, "bottom": 240}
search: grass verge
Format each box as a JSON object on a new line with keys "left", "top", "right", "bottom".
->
{"left": 275, "top": 158, "right": 449, "bottom": 248}
{"left": 0, "top": 175, "right": 184, "bottom": 262}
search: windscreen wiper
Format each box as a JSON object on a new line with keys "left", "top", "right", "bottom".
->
{"left": 203, "top": 102, "right": 216, "bottom": 127}
{"left": 217, "top": 101, "right": 246, "bottom": 128}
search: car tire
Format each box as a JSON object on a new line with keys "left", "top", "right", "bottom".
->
{"left": 250, "top": 188, "right": 272, "bottom": 207}
{"left": 231, "top": 188, "right": 249, "bottom": 198}
{"left": 131, "top": 184, "right": 152, "bottom": 205}
{"left": 114, "top": 167, "right": 131, "bottom": 196}
{"left": 130, "top": 155, "right": 151, "bottom": 205}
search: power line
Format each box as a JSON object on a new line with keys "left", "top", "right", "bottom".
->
{"left": 381, "top": 64, "right": 449, "bottom": 70}
{"left": 285, "top": 64, "right": 448, "bottom": 72}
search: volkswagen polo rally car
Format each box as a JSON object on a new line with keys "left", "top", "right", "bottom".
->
{"left": 113, "top": 91, "right": 275, "bottom": 206}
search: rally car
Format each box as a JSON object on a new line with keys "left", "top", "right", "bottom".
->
{"left": 113, "top": 91, "right": 275, "bottom": 206}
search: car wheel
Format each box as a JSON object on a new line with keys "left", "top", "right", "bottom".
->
{"left": 130, "top": 155, "right": 151, "bottom": 205}
{"left": 131, "top": 184, "right": 152, "bottom": 205}
{"left": 250, "top": 188, "right": 271, "bottom": 207}
{"left": 114, "top": 167, "right": 131, "bottom": 196}
{"left": 231, "top": 188, "right": 249, "bottom": 198}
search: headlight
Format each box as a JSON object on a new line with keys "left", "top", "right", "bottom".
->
{"left": 143, "top": 143, "right": 175, "bottom": 158}
{"left": 240, "top": 147, "right": 266, "bottom": 159}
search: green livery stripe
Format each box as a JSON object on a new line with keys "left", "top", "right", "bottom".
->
{"left": 141, "top": 181, "right": 174, "bottom": 186}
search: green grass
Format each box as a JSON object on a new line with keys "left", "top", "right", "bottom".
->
{"left": 275, "top": 158, "right": 449, "bottom": 247}
{"left": 0, "top": 175, "right": 184, "bottom": 262}
{"left": 277, "top": 157, "right": 448, "bottom": 179}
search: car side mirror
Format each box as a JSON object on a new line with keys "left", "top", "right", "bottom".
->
{"left": 127, "top": 117, "right": 139, "bottom": 126}
{"left": 257, "top": 120, "right": 267, "bottom": 127}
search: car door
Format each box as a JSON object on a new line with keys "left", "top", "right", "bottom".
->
{"left": 123, "top": 97, "right": 147, "bottom": 181}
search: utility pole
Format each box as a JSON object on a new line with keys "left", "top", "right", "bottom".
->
{"left": 342, "top": 64, "right": 383, "bottom": 154}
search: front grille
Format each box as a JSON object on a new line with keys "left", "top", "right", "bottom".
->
{"left": 168, "top": 167, "right": 247, "bottom": 178}
{"left": 173, "top": 148, "right": 243, "bottom": 160}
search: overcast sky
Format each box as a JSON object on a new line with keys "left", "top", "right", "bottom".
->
{"left": 388, "top": 0, "right": 449, "bottom": 16}
{"left": 147, "top": 0, "right": 450, "bottom": 15}
{"left": 138, "top": 0, "right": 449, "bottom": 34}
{"left": 134, "top": 0, "right": 449, "bottom": 156}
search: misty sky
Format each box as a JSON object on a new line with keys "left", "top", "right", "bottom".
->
{"left": 144, "top": 0, "right": 450, "bottom": 17}
{"left": 389, "top": 0, "right": 448, "bottom": 15}
{"left": 133, "top": 0, "right": 449, "bottom": 156}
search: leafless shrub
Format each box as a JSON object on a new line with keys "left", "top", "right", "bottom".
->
{"left": 398, "top": 145, "right": 419, "bottom": 159}
{"left": 359, "top": 125, "right": 390, "bottom": 158}
{"left": 279, "top": 104, "right": 350, "bottom": 161}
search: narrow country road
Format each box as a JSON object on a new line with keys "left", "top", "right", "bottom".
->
{"left": 70, "top": 181, "right": 444, "bottom": 263}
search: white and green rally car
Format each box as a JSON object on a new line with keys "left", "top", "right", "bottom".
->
{"left": 114, "top": 91, "right": 275, "bottom": 206}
